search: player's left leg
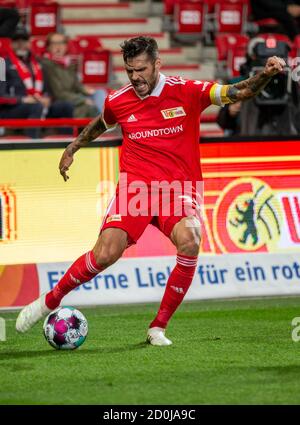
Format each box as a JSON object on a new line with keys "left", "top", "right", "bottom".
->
{"left": 16, "top": 228, "right": 128, "bottom": 333}
{"left": 147, "top": 216, "right": 200, "bottom": 346}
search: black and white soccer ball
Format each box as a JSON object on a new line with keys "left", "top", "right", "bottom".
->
{"left": 43, "top": 307, "right": 88, "bottom": 350}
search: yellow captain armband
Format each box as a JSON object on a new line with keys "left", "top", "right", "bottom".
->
{"left": 209, "top": 83, "right": 234, "bottom": 106}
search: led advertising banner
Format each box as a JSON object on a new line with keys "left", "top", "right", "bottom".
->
{"left": 1, "top": 139, "right": 300, "bottom": 307}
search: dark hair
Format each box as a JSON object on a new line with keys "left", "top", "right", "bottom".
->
{"left": 121, "top": 36, "right": 159, "bottom": 63}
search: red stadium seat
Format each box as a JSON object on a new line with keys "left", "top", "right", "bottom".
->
{"left": 30, "top": 36, "right": 47, "bottom": 57}
{"left": 215, "top": 0, "right": 248, "bottom": 34}
{"left": 293, "top": 34, "right": 300, "bottom": 54}
{"left": 80, "top": 50, "right": 112, "bottom": 84}
{"left": 227, "top": 44, "right": 247, "bottom": 77}
{"left": 215, "top": 33, "right": 249, "bottom": 61}
{"left": 215, "top": 33, "right": 249, "bottom": 79}
{"left": 70, "top": 36, "right": 103, "bottom": 54}
{"left": 1, "top": 0, "right": 28, "bottom": 7}
{"left": 67, "top": 37, "right": 111, "bottom": 83}
{"left": 164, "top": 0, "right": 176, "bottom": 15}
{"left": 174, "top": 0, "right": 206, "bottom": 35}
{"left": 29, "top": 1, "right": 60, "bottom": 36}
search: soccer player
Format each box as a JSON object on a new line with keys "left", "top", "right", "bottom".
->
{"left": 16, "top": 36, "right": 286, "bottom": 345}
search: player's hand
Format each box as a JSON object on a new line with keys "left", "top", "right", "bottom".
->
{"left": 59, "top": 148, "right": 74, "bottom": 181}
{"left": 264, "top": 56, "right": 286, "bottom": 77}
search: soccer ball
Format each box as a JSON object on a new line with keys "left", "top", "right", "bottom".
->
{"left": 43, "top": 307, "right": 88, "bottom": 350}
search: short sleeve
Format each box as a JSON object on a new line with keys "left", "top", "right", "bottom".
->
{"left": 102, "top": 96, "right": 117, "bottom": 128}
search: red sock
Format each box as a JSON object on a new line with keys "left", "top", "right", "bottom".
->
{"left": 149, "top": 254, "right": 198, "bottom": 329}
{"left": 45, "top": 251, "right": 103, "bottom": 310}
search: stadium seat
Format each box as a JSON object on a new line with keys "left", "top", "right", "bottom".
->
{"left": 80, "top": 50, "right": 112, "bottom": 85}
{"left": 3, "top": 0, "right": 60, "bottom": 35}
{"left": 227, "top": 43, "right": 247, "bottom": 77}
{"left": 287, "top": 34, "right": 300, "bottom": 68}
{"left": 70, "top": 36, "right": 103, "bottom": 54}
{"left": 174, "top": 0, "right": 207, "bottom": 39}
{"left": 214, "top": 0, "right": 248, "bottom": 34}
{"left": 30, "top": 35, "right": 47, "bottom": 57}
{"left": 66, "top": 36, "right": 112, "bottom": 84}
{"left": 30, "top": 1, "right": 60, "bottom": 36}
{"left": 215, "top": 33, "right": 249, "bottom": 79}
{"left": 164, "top": 0, "right": 176, "bottom": 15}
{"left": 215, "top": 33, "right": 248, "bottom": 61}
{"left": 293, "top": 34, "right": 300, "bottom": 55}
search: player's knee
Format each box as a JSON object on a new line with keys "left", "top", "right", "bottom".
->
{"left": 93, "top": 245, "right": 123, "bottom": 268}
{"left": 176, "top": 229, "right": 200, "bottom": 256}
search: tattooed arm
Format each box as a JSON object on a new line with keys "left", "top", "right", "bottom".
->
{"left": 59, "top": 114, "right": 107, "bottom": 181}
{"left": 226, "top": 56, "right": 286, "bottom": 103}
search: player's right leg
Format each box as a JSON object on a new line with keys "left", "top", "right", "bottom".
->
{"left": 16, "top": 228, "right": 128, "bottom": 333}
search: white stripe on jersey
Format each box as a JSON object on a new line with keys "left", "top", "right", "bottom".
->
{"left": 165, "top": 81, "right": 186, "bottom": 86}
{"left": 110, "top": 82, "right": 131, "bottom": 95}
{"left": 166, "top": 77, "right": 186, "bottom": 84}
{"left": 166, "top": 75, "right": 185, "bottom": 80}
{"left": 109, "top": 84, "right": 133, "bottom": 101}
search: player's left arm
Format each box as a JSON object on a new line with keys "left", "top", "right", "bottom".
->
{"left": 211, "top": 56, "right": 286, "bottom": 105}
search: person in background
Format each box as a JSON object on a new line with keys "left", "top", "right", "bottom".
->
{"left": 217, "top": 101, "right": 241, "bottom": 136}
{"left": 41, "top": 32, "right": 106, "bottom": 118}
{"left": 0, "top": 7, "right": 19, "bottom": 37}
{"left": 251, "top": 0, "right": 300, "bottom": 40}
{"left": 0, "top": 26, "right": 74, "bottom": 138}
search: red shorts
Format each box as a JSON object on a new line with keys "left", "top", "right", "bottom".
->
{"left": 100, "top": 178, "right": 203, "bottom": 246}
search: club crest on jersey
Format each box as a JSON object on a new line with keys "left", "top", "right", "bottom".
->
{"left": 161, "top": 107, "right": 186, "bottom": 119}
{"left": 106, "top": 214, "right": 122, "bottom": 223}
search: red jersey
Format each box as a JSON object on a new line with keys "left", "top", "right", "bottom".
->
{"left": 103, "top": 74, "right": 225, "bottom": 183}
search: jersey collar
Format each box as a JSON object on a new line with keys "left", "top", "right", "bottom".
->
{"left": 134, "top": 73, "right": 166, "bottom": 100}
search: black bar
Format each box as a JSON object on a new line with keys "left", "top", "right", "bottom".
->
{"left": 0, "top": 405, "right": 297, "bottom": 423}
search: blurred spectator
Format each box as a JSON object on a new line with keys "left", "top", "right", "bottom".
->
{"left": 0, "top": 7, "right": 19, "bottom": 38}
{"left": 41, "top": 33, "right": 106, "bottom": 118}
{"left": 251, "top": 0, "right": 300, "bottom": 40}
{"left": 217, "top": 102, "right": 241, "bottom": 136}
{"left": 0, "top": 26, "right": 74, "bottom": 138}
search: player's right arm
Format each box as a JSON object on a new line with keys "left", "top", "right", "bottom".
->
{"left": 59, "top": 95, "right": 117, "bottom": 181}
{"left": 59, "top": 114, "right": 107, "bottom": 181}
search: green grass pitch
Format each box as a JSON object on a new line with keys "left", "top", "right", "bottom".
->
{"left": 1, "top": 296, "right": 300, "bottom": 405}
